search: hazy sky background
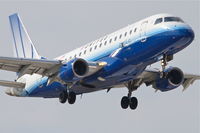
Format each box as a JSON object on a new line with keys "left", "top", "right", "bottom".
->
{"left": 0, "top": 1, "right": 199, "bottom": 133}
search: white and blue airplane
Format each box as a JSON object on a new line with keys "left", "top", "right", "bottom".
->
{"left": 0, "top": 13, "right": 199, "bottom": 110}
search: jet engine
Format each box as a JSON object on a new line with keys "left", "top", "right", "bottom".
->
{"left": 59, "top": 58, "right": 107, "bottom": 82}
{"left": 153, "top": 67, "right": 184, "bottom": 91}
{"left": 72, "top": 58, "right": 106, "bottom": 77}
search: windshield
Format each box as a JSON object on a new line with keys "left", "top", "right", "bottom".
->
{"left": 164, "top": 17, "right": 184, "bottom": 23}
{"left": 154, "top": 18, "right": 163, "bottom": 25}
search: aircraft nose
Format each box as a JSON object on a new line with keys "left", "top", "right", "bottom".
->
{"left": 183, "top": 27, "right": 195, "bottom": 46}
{"left": 181, "top": 26, "right": 195, "bottom": 40}
{"left": 173, "top": 25, "right": 195, "bottom": 45}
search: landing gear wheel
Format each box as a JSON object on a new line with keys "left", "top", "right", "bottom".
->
{"left": 68, "top": 92, "right": 76, "bottom": 104}
{"left": 59, "top": 91, "right": 68, "bottom": 104}
{"left": 129, "top": 97, "right": 138, "bottom": 110}
{"left": 121, "top": 96, "right": 129, "bottom": 109}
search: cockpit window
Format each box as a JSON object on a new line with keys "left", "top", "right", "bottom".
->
{"left": 154, "top": 18, "right": 163, "bottom": 25}
{"left": 164, "top": 17, "right": 184, "bottom": 23}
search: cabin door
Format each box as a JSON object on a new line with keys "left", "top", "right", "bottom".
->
{"left": 140, "top": 21, "right": 148, "bottom": 42}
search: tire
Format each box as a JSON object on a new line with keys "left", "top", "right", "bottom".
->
{"left": 59, "top": 91, "right": 67, "bottom": 104}
{"left": 68, "top": 92, "right": 76, "bottom": 104}
{"left": 129, "top": 97, "right": 138, "bottom": 110}
{"left": 121, "top": 96, "right": 129, "bottom": 109}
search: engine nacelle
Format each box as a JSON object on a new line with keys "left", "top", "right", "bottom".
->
{"left": 72, "top": 58, "right": 106, "bottom": 78}
{"left": 59, "top": 58, "right": 106, "bottom": 82}
{"left": 153, "top": 67, "right": 184, "bottom": 92}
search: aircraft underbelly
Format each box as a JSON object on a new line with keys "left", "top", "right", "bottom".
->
{"left": 70, "top": 65, "right": 145, "bottom": 94}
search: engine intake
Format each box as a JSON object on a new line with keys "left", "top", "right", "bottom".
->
{"left": 153, "top": 67, "right": 184, "bottom": 92}
{"left": 73, "top": 59, "right": 88, "bottom": 77}
{"left": 167, "top": 67, "right": 184, "bottom": 86}
{"left": 72, "top": 58, "right": 107, "bottom": 78}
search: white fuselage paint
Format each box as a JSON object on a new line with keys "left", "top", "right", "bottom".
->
{"left": 56, "top": 14, "right": 174, "bottom": 62}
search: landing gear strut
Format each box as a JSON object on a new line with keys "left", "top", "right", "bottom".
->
{"left": 121, "top": 81, "right": 139, "bottom": 110}
{"left": 160, "top": 54, "right": 173, "bottom": 78}
{"left": 160, "top": 54, "right": 168, "bottom": 78}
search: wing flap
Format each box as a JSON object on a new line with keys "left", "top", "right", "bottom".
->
{"left": 0, "top": 56, "right": 60, "bottom": 66}
{"left": 0, "top": 56, "right": 62, "bottom": 77}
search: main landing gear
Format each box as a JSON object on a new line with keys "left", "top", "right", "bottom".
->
{"left": 121, "top": 80, "right": 139, "bottom": 110}
{"left": 59, "top": 90, "right": 76, "bottom": 104}
{"left": 121, "top": 96, "right": 138, "bottom": 110}
{"left": 120, "top": 54, "right": 173, "bottom": 110}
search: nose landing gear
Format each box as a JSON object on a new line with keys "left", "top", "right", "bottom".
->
{"left": 160, "top": 54, "right": 173, "bottom": 78}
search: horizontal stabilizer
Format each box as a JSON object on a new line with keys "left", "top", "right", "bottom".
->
{"left": 0, "top": 80, "right": 25, "bottom": 88}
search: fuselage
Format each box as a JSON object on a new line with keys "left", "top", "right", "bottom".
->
{"left": 17, "top": 13, "right": 194, "bottom": 98}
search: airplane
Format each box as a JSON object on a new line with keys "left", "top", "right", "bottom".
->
{"left": 0, "top": 13, "right": 199, "bottom": 110}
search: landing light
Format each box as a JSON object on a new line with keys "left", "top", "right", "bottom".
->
{"left": 98, "top": 62, "right": 107, "bottom": 66}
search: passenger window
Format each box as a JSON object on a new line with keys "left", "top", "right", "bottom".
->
{"left": 90, "top": 47, "right": 92, "bottom": 52}
{"left": 154, "top": 18, "right": 163, "bottom": 25}
{"left": 104, "top": 41, "right": 107, "bottom": 45}
{"left": 119, "top": 34, "right": 122, "bottom": 39}
{"left": 134, "top": 28, "right": 137, "bottom": 32}
{"left": 95, "top": 45, "right": 97, "bottom": 50}
{"left": 79, "top": 52, "right": 82, "bottom": 56}
{"left": 130, "top": 30, "right": 132, "bottom": 35}
{"left": 99, "top": 43, "right": 102, "bottom": 48}
{"left": 84, "top": 50, "right": 86, "bottom": 54}
{"left": 114, "top": 36, "right": 117, "bottom": 41}
{"left": 109, "top": 39, "right": 112, "bottom": 43}
{"left": 124, "top": 32, "right": 127, "bottom": 37}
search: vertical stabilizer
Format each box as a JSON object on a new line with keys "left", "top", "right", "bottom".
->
{"left": 9, "top": 13, "right": 40, "bottom": 59}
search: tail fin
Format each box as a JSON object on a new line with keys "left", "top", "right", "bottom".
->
{"left": 9, "top": 13, "right": 41, "bottom": 59}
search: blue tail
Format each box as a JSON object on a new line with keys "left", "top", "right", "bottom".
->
{"left": 9, "top": 13, "right": 41, "bottom": 59}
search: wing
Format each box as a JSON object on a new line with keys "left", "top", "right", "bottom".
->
{"left": 0, "top": 80, "right": 25, "bottom": 88}
{"left": 182, "top": 74, "right": 200, "bottom": 91}
{"left": 0, "top": 56, "right": 62, "bottom": 77}
{"left": 137, "top": 69, "right": 200, "bottom": 91}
